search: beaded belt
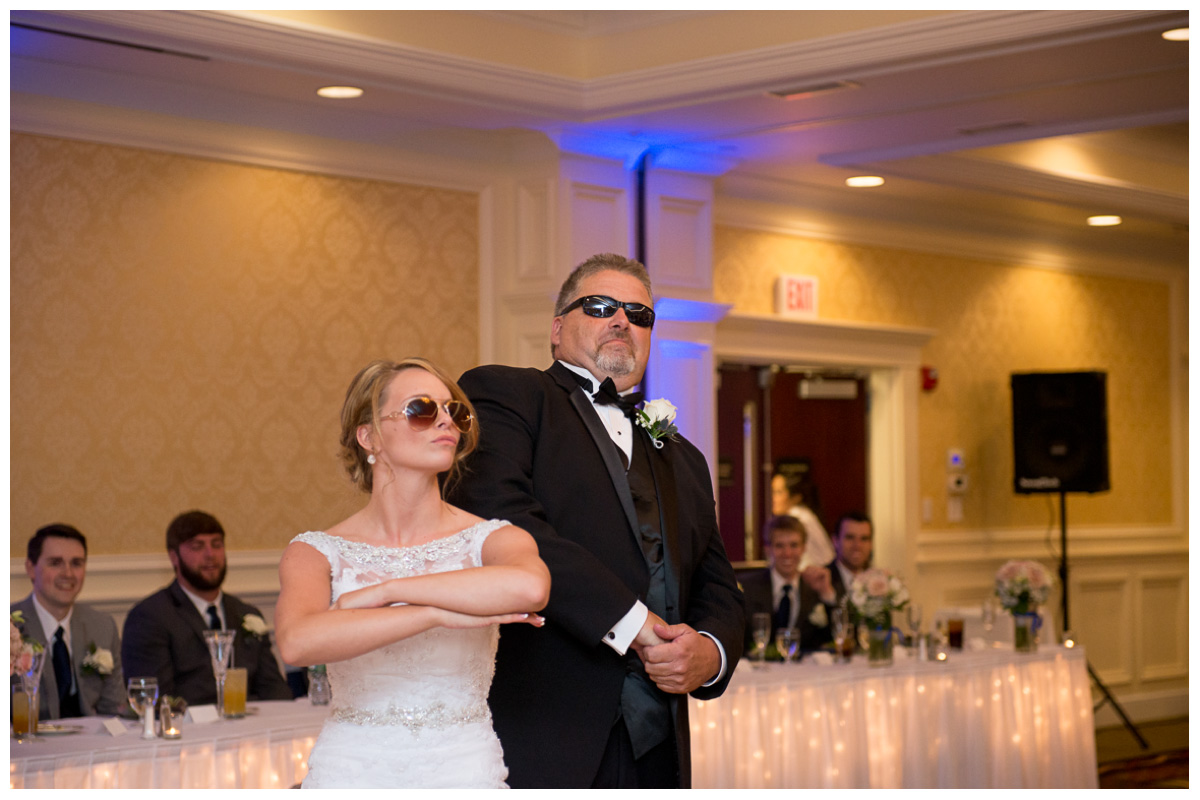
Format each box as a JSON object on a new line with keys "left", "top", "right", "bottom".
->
{"left": 331, "top": 700, "right": 489, "bottom": 732}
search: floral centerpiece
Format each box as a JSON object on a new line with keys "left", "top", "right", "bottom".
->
{"left": 847, "top": 568, "right": 909, "bottom": 666}
{"left": 10, "top": 611, "right": 44, "bottom": 676}
{"left": 994, "top": 560, "right": 1053, "bottom": 652}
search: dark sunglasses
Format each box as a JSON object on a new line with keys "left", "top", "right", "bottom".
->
{"left": 381, "top": 396, "right": 474, "bottom": 433}
{"left": 561, "top": 295, "right": 655, "bottom": 328}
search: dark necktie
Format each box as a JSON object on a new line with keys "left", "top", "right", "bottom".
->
{"left": 207, "top": 604, "right": 221, "bottom": 630}
{"left": 775, "top": 584, "right": 793, "bottom": 632}
{"left": 52, "top": 626, "right": 81, "bottom": 718}
{"left": 593, "top": 377, "right": 644, "bottom": 419}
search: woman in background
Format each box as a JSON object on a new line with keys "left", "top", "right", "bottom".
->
{"left": 276, "top": 358, "right": 550, "bottom": 788}
{"left": 770, "top": 471, "right": 834, "bottom": 570}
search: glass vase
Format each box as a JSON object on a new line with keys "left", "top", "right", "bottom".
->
{"left": 867, "top": 621, "right": 894, "bottom": 667}
{"left": 1013, "top": 612, "right": 1039, "bottom": 653}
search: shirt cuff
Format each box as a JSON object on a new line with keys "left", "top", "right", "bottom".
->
{"left": 602, "top": 600, "right": 648, "bottom": 656}
{"left": 698, "top": 631, "right": 727, "bottom": 687}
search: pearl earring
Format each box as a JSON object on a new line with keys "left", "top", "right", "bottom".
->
{"left": 367, "top": 454, "right": 376, "bottom": 465}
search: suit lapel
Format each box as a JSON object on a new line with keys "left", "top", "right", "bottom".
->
{"left": 549, "top": 363, "right": 640, "bottom": 537}
{"left": 640, "top": 430, "right": 683, "bottom": 624}
{"left": 170, "top": 581, "right": 212, "bottom": 646}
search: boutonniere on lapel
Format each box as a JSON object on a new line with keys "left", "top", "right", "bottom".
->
{"left": 82, "top": 643, "right": 115, "bottom": 676}
{"left": 241, "top": 614, "right": 269, "bottom": 639}
{"left": 635, "top": 398, "right": 680, "bottom": 449}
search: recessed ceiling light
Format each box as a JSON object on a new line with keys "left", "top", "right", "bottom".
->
{"left": 1162, "top": 27, "right": 1188, "bottom": 41}
{"left": 317, "top": 86, "right": 364, "bottom": 99}
{"left": 845, "top": 176, "right": 884, "bottom": 188}
{"left": 1087, "top": 215, "right": 1122, "bottom": 227}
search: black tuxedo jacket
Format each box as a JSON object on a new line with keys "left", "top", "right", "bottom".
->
{"left": 121, "top": 581, "right": 292, "bottom": 706}
{"left": 451, "top": 362, "right": 745, "bottom": 788}
{"left": 738, "top": 569, "right": 833, "bottom": 653}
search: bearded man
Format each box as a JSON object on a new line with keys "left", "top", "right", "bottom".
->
{"left": 121, "top": 510, "right": 291, "bottom": 706}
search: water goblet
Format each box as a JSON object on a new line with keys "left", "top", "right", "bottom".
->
{"left": 127, "top": 677, "right": 160, "bottom": 739}
{"left": 203, "top": 630, "right": 236, "bottom": 718}
{"left": 750, "top": 613, "right": 771, "bottom": 663}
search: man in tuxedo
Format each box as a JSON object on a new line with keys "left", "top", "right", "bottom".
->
{"left": 827, "top": 510, "right": 874, "bottom": 603}
{"left": 740, "top": 515, "right": 836, "bottom": 654}
{"left": 11, "top": 524, "right": 126, "bottom": 719}
{"left": 450, "top": 253, "right": 745, "bottom": 788}
{"left": 121, "top": 510, "right": 291, "bottom": 706}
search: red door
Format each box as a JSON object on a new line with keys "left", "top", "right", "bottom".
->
{"left": 716, "top": 364, "right": 869, "bottom": 563}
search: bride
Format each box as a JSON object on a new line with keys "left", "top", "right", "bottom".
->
{"left": 276, "top": 358, "right": 550, "bottom": 789}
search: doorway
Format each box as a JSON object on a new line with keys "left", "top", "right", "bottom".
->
{"left": 716, "top": 364, "right": 869, "bottom": 564}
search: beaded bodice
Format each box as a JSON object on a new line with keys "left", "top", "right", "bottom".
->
{"left": 292, "top": 520, "right": 508, "bottom": 731}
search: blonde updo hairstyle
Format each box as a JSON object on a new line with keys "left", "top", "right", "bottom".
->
{"left": 339, "top": 358, "right": 479, "bottom": 494}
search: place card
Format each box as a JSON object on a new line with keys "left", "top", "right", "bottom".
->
{"left": 189, "top": 705, "right": 220, "bottom": 725}
{"left": 102, "top": 717, "right": 129, "bottom": 737}
{"left": 809, "top": 651, "right": 833, "bottom": 665}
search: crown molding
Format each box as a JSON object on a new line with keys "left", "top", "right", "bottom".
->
{"left": 16, "top": 10, "right": 1184, "bottom": 122}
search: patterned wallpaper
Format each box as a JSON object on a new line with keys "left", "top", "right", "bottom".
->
{"left": 11, "top": 134, "right": 480, "bottom": 556}
{"left": 713, "top": 225, "right": 1173, "bottom": 528}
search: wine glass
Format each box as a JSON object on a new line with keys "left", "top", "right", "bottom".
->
{"left": 981, "top": 596, "right": 998, "bottom": 633}
{"left": 906, "top": 602, "right": 924, "bottom": 641}
{"left": 203, "top": 630, "right": 236, "bottom": 718}
{"left": 750, "top": 613, "right": 771, "bottom": 663}
{"left": 127, "top": 677, "right": 160, "bottom": 739}
{"left": 775, "top": 627, "right": 800, "bottom": 662}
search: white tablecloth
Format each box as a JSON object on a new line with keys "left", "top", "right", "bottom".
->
{"left": 688, "top": 645, "right": 1098, "bottom": 788}
{"left": 10, "top": 699, "right": 329, "bottom": 789}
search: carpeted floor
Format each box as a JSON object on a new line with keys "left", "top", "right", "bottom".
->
{"left": 1098, "top": 749, "right": 1188, "bottom": 789}
{"left": 1095, "top": 717, "right": 1188, "bottom": 789}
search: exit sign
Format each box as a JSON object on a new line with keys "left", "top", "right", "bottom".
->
{"left": 776, "top": 274, "right": 818, "bottom": 318}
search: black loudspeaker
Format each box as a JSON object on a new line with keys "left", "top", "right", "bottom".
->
{"left": 1011, "top": 371, "right": 1110, "bottom": 494}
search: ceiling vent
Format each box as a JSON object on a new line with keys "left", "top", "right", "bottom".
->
{"left": 768, "top": 80, "right": 860, "bottom": 100}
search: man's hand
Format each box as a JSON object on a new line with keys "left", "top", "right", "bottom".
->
{"left": 630, "top": 610, "right": 668, "bottom": 657}
{"left": 802, "top": 565, "right": 836, "bottom": 604}
{"left": 640, "top": 622, "right": 720, "bottom": 695}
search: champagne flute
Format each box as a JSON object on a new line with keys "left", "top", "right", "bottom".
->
{"left": 981, "top": 596, "right": 998, "bottom": 633}
{"left": 830, "top": 606, "right": 850, "bottom": 663}
{"left": 775, "top": 627, "right": 800, "bottom": 662}
{"left": 906, "top": 603, "right": 924, "bottom": 641}
{"left": 127, "top": 677, "right": 160, "bottom": 739}
{"left": 750, "top": 613, "right": 771, "bottom": 663}
{"left": 204, "top": 630, "right": 236, "bottom": 718}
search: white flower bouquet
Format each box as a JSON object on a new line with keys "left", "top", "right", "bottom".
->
{"left": 847, "top": 568, "right": 909, "bottom": 627}
{"left": 995, "top": 560, "right": 1053, "bottom": 614}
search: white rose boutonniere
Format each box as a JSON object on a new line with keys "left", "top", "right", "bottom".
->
{"left": 82, "top": 644, "right": 114, "bottom": 676}
{"left": 808, "top": 603, "right": 829, "bottom": 628}
{"left": 242, "top": 614, "right": 269, "bottom": 638}
{"left": 635, "top": 398, "right": 680, "bottom": 449}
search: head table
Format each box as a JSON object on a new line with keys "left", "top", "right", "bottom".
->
{"left": 687, "top": 643, "right": 1098, "bottom": 789}
{"left": 10, "top": 699, "right": 327, "bottom": 789}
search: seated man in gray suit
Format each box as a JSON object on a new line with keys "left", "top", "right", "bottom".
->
{"left": 741, "top": 515, "right": 838, "bottom": 654}
{"left": 121, "top": 510, "right": 291, "bottom": 706}
{"left": 11, "top": 524, "right": 126, "bottom": 719}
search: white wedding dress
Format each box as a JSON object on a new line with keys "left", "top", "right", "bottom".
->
{"left": 293, "top": 520, "right": 511, "bottom": 789}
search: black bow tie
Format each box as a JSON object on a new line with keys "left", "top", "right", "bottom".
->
{"left": 593, "top": 376, "right": 643, "bottom": 418}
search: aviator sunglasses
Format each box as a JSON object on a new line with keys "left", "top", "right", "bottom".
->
{"left": 560, "top": 295, "right": 656, "bottom": 328}
{"left": 380, "top": 397, "right": 474, "bottom": 433}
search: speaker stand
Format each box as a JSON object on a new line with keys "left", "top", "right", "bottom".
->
{"left": 1058, "top": 491, "right": 1148, "bottom": 750}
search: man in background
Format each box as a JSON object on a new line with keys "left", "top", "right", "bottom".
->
{"left": 11, "top": 524, "right": 126, "bottom": 719}
{"left": 826, "top": 510, "right": 874, "bottom": 604}
{"left": 741, "top": 515, "right": 835, "bottom": 653}
{"left": 121, "top": 510, "right": 291, "bottom": 706}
